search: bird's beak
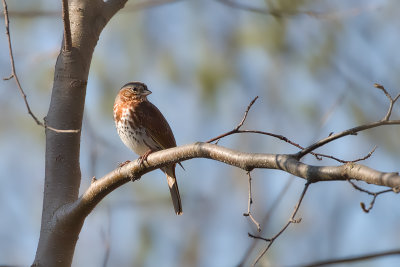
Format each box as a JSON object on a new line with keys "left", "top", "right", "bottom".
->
{"left": 143, "top": 89, "right": 152, "bottom": 96}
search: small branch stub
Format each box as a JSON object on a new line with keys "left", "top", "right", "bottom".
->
{"left": 62, "top": 0, "right": 72, "bottom": 51}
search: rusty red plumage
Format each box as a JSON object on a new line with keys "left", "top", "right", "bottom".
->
{"left": 113, "top": 82, "right": 182, "bottom": 215}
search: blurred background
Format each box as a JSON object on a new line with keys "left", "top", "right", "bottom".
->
{"left": 1, "top": 0, "right": 400, "bottom": 266}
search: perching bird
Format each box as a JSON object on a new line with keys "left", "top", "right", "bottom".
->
{"left": 113, "top": 81, "right": 182, "bottom": 215}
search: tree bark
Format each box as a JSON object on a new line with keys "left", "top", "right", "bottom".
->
{"left": 33, "top": 1, "right": 126, "bottom": 266}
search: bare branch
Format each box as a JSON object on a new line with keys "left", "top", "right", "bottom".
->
{"left": 2, "top": 0, "right": 40, "bottom": 126}
{"left": 374, "top": 83, "right": 400, "bottom": 121}
{"left": 243, "top": 171, "right": 261, "bottom": 232}
{"left": 315, "top": 145, "right": 377, "bottom": 164}
{"left": 55, "top": 142, "right": 400, "bottom": 244}
{"left": 349, "top": 180, "right": 394, "bottom": 213}
{"left": 207, "top": 96, "right": 331, "bottom": 163}
{"left": 239, "top": 179, "right": 293, "bottom": 266}
{"left": 296, "top": 120, "right": 400, "bottom": 159}
{"left": 300, "top": 249, "right": 400, "bottom": 267}
{"left": 248, "top": 233, "right": 270, "bottom": 242}
{"left": 251, "top": 182, "right": 310, "bottom": 266}
{"left": 212, "top": 127, "right": 382, "bottom": 164}
{"left": 1, "top": 0, "right": 79, "bottom": 133}
{"left": 37, "top": 107, "right": 400, "bottom": 267}
{"left": 102, "top": 0, "right": 128, "bottom": 20}
{"left": 207, "top": 96, "right": 258, "bottom": 143}
{"left": 206, "top": 94, "right": 383, "bottom": 164}
{"left": 62, "top": 0, "right": 72, "bottom": 51}
{"left": 237, "top": 97, "right": 259, "bottom": 130}
{"left": 297, "top": 85, "right": 400, "bottom": 158}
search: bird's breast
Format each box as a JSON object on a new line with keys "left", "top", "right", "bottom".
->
{"left": 114, "top": 103, "right": 163, "bottom": 156}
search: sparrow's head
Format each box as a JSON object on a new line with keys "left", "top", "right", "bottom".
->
{"left": 116, "top": 81, "right": 152, "bottom": 103}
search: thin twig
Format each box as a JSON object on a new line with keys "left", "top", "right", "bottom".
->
{"left": 248, "top": 233, "right": 270, "bottom": 242}
{"left": 300, "top": 249, "right": 400, "bottom": 267}
{"left": 251, "top": 182, "right": 311, "bottom": 266}
{"left": 237, "top": 130, "right": 306, "bottom": 150}
{"left": 238, "top": 178, "right": 293, "bottom": 267}
{"left": 243, "top": 171, "right": 261, "bottom": 232}
{"left": 206, "top": 96, "right": 258, "bottom": 143}
{"left": 374, "top": 83, "right": 400, "bottom": 121}
{"left": 217, "top": 129, "right": 378, "bottom": 164}
{"left": 1, "top": 0, "right": 79, "bottom": 134}
{"left": 297, "top": 85, "right": 400, "bottom": 158}
{"left": 62, "top": 0, "right": 72, "bottom": 51}
{"left": 236, "top": 97, "right": 259, "bottom": 130}
{"left": 348, "top": 180, "right": 394, "bottom": 213}
{"left": 296, "top": 120, "right": 400, "bottom": 159}
{"left": 205, "top": 98, "right": 325, "bottom": 161}
{"left": 315, "top": 145, "right": 377, "bottom": 164}
{"left": 206, "top": 92, "right": 385, "bottom": 164}
{"left": 2, "top": 0, "right": 39, "bottom": 125}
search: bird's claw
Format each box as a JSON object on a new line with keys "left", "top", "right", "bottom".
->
{"left": 138, "top": 149, "right": 153, "bottom": 167}
{"left": 118, "top": 160, "right": 131, "bottom": 168}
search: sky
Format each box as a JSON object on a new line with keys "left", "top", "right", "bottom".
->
{"left": 1, "top": 0, "right": 400, "bottom": 266}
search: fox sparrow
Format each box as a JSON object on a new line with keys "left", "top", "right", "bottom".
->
{"left": 113, "top": 81, "right": 182, "bottom": 215}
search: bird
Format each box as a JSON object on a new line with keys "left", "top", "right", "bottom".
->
{"left": 113, "top": 81, "right": 183, "bottom": 215}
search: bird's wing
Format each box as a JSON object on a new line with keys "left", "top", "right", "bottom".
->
{"left": 138, "top": 101, "right": 177, "bottom": 150}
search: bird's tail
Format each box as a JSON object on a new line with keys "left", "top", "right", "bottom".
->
{"left": 164, "top": 166, "right": 183, "bottom": 215}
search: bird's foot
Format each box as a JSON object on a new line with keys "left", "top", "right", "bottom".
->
{"left": 118, "top": 160, "right": 131, "bottom": 168}
{"left": 138, "top": 149, "right": 153, "bottom": 167}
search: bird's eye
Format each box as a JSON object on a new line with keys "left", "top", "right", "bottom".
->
{"left": 132, "top": 87, "right": 138, "bottom": 92}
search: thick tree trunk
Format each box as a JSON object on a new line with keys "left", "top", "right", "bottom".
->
{"left": 33, "top": 50, "right": 88, "bottom": 267}
{"left": 32, "top": 1, "right": 125, "bottom": 266}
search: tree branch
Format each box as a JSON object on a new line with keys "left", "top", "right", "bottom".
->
{"left": 102, "top": 0, "right": 128, "bottom": 20}
{"left": 296, "top": 120, "right": 400, "bottom": 159}
{"left": 57, "top": 142, "right": 400, "bottom": 224}
{"left": 296, "top": 85, "right": 400, "bottom": 159}
{"left": 348, "top": 180, "right": 395, "bottom": 213}
{"left": 238, "top": 178, "right": 293, "bottom": 266}
{"left": 251, "top": 182, "right": 310, "bottom": 266}
{"left": 300, "top": 249, "right": 400, "bottom": 267}
{"left": 207, "top": 96, "right": 258, "bottom": 143}
{"left": 62, "top": 0, "right": 72, "bottom": 51}
{"left": 374, "top": 83, "right": 400, "bottom": 121}
{"left": 206, "top": 94, "right": 393, "bottom": 165}
{"left": 243, "top": 171, "right": 261, "bottom": 232}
